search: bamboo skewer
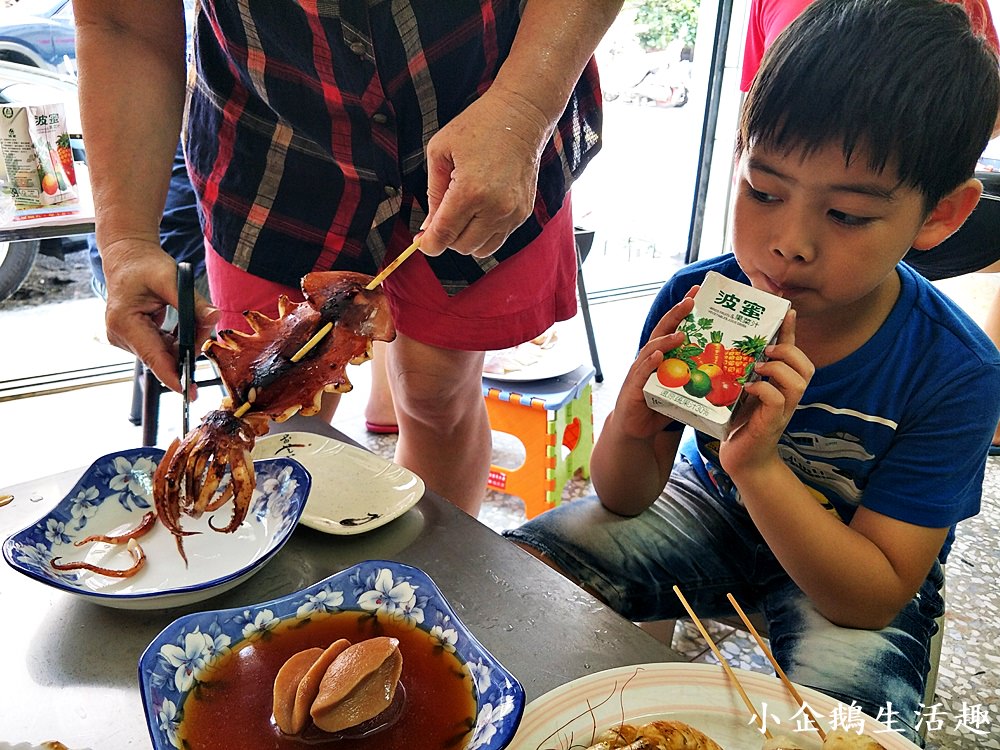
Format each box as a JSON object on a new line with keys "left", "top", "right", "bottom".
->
{"left": 365, "top": 236, "right": 422, "bottom": 290}
{"left": 224, "top": 237, "right": 422, "bottom": 420}
{"left": 726, "top": 593, "right": 827, "bottom": 741}
{"left": 672, "top": 586, "right": 772, "bottom": 740}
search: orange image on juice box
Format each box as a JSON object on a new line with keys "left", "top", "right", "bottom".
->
{"left": 642, "top": 271, "right": 791, "bottom": 439}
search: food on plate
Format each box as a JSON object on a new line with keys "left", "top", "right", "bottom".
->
{"left": 50, "top": 538, "right": 147, "bottom": 578}
{"left": 761, "top": 729, "right": 888, "bottom": 749}
{"left": 483, "top": 326, "right": 558, "bottom": 374}
{"left": 153, "top": 271, "right": 395, "bottom": 561}
{"left": 273, "top": 636, "right": 405, "bottom": 735}
{"left": 73, "top": 511, "right": 156, "bottom": 547}
{"left": 821, "top": 731, "right": 887, "bottom": 749}
{"left": 47, "top": 512, "right": 156, "bottom": 579}
{"left": 762, "top": 736, "right": 808, "bottom": 749}
{"left": 585, "top": 720, "right": 724, "bottom": 749}
{"left": 179, "top": 610, "right": 475, "bottom": 749}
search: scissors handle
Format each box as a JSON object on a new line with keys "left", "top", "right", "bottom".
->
{"left": 177, "top": 262, "right": 196, "bottom": 434}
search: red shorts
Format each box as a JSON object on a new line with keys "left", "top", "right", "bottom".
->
{"left": 205, "top": 199, "right": 578, "bottom": 351}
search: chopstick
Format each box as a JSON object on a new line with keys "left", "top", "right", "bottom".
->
{"left": 365, "top": 235, "right": 422, "bottom": 290}
{"left": 726, "top": 593, "right": 827, "bottom": 741}
{"left": 672, "top": 585, "right": 772, "bottom": 740}
{"left": 229, "top": 236, "right": 422, "bottom": 421}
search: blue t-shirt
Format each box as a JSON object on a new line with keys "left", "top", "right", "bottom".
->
{"left": 640, "top": 255, "right": 1000, "bottom": 561}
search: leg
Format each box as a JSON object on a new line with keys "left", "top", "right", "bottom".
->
{"left": 764, "top": 564, "right": 944, "bottom": 747}
{"left": 388, "top": 333, "right": 491, "bottom": 516}
{"left": 364, "top": 339, "right": 398, "bottom": 431}
{"left": 504, "top": 459, "right": 772, "bottom": 620}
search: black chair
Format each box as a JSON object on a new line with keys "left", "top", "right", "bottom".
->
{"left": 574, "top": 227, "right": 604, "bottom": 383}
{"left": 129, "top": 357, "right": 224, "bottom": 447}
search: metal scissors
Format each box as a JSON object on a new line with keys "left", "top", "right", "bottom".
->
{"left": 176, "top": 261, "right": 195, "bottom": 435}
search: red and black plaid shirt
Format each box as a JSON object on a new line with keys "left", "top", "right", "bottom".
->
{"left": 185, "top": 0, "right": 603, "bottom": 294}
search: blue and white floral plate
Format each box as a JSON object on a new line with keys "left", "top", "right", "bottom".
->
{"left": 139, "top": 560, "right": 525, "bottom": 750}
{"left": 1, "top": 448, "right": 310, "bottom": 610}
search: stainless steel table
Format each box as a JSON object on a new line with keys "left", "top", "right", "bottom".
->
{"left": 0, "top": 419, "right": 680, "bottom": 748}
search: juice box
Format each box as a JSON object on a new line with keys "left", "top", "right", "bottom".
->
{"left": 642, "top": 270, "right": 791, "bottom": 439}
{"left": 0, "top": 103, "right": 78, "bottom": 209}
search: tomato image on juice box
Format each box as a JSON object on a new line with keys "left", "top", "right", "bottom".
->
{"left": 642, "top": 271, "right": 791, "bottom": 439}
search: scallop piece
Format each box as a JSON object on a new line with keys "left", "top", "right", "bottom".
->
{"left": 310, "top": 636, "right": 403, "bottom": 732}
{"left": 272, "top": 647, "right": 323, "bottom": 734}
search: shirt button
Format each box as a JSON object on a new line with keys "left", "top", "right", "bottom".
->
{"left": 372, "top": 113, "right": 388, "bottom": 125}
{"left": 384, "top": 185, "right": 399, "bottom": 198}
{"left": 350, "top": 42, "right": 366, "bottom": 56}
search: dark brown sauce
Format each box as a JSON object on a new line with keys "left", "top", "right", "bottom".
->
{"left": 178, "top": 611, "right": 477, "bottom": 749}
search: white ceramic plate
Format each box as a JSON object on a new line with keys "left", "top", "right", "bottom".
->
{"left": 252, "top": 432, "right": 423, "bottom": 535}
{"left": 2, "top": 448, "right": 309, "bottom": 610}
{"left": 508, "top": 662, "right": 920, "bottom": 750}
{"left": 483, "top": 324, "right": 585, "bottom": 383}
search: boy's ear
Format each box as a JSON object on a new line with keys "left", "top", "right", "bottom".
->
{"left": 911, "top": 178, "right": 984, "bottom": 250}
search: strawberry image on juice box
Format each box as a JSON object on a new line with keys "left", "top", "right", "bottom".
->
{"left": 642, "top": 270, "right": 791, "bottom": 439}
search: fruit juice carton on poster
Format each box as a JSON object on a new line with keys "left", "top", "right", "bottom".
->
{"left": 0, "top": 103, "right": 78, "bottom": 209}
{"left": 643, "top": 270, "right": 791, "bottom": 440}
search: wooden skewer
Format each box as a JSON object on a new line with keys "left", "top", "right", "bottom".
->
{"left": 225, "top": 238, "right": 421, "bottom": 421}
{"left": 726, "top": 593, "right": 827, "bottom": 741}
{"left": 672, "top": 585, "right": 772, "bottom": 739}
{"left": 290, "top": 321, "right": 333, "bottom": 363}
{"left": 365, "top": 236, "right": 421, "bottom": 290}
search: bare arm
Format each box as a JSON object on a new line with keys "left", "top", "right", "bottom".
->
{"left": 75, "top": 1, "right": 214, "bottom": 392}
{"left": 591, "top": 295, "right": 695, "bottom": 515}
{"left": 722, "top": 315, "right": 944, "bottom": 628}
{"left": 419, "top": 0, "right": 624, "bottom": 257}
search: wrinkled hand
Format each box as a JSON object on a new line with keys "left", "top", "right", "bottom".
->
{"left": 419, "top": 86, "right": 551, "bottom": 258}
{"left": 101, "top": 238, "right": 218, "bottom": 394}
{"left": 718, "top": 310, "right": 814, "bottom": 475}
{"left": 611, "top": 292, "right": 697, "bottom": 440}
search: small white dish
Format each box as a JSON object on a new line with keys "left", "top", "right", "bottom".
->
{"left": 2, "top": 448, "right": 310, "bottom": 610}
{"left": 508, "top": 662, "right": 920, "bottom": 749}
{"left": 483, "top": 323, "right": 584, "bottom": 383}
{"left": 252, "top": 432, "right": 423, "bottom": 535}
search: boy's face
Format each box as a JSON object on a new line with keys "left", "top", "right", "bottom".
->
{"left": 732, "top": 141, "right": 929, "bottom": 322}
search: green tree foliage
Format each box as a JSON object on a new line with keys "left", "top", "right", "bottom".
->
{"left": 632, "top": 0, "right": 699, "bottom": 51}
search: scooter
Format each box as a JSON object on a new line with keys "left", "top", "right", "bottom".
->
{"left": 623, "top": 66, "right": 689, "bottom": 108}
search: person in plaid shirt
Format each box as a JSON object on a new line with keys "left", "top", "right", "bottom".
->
{"left": 74, "top": 1, "right": 622, "bottom": 515}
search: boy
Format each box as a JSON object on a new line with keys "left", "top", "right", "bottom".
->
{"left": 505, "top": 0, "right": 1000, "bottom": 744}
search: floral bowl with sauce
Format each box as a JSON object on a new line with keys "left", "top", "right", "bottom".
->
{"left": 139, "top": 560, "right": 526, "bottom": 750}
{"left": 2, "top": 447, "right": 310, "bottom": 610}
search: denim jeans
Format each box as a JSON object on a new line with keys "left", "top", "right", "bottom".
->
{"left": 503, "top": 457, "right": 944, "bottom": 746}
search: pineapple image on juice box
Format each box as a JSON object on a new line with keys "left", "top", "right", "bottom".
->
{"left": 642, "top": 270, "right": 791, "bottom": 439}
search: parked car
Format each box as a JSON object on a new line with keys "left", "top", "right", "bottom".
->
{"left": 0, "top": 59, "right": 87, "bottom": 302}
{"left": 0, "top": 0, "right": 76, "bottom": 74}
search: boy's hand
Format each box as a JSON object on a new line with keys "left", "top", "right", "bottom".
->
{"left": 611, "top": 290, "right": 697, "bottom": 441}
{"left": 719, "top": 310, "right": 814, "bottom": 475}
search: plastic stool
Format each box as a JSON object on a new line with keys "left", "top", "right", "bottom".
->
{"left": 482, "top": 365, "right": 596, "bottom": 518}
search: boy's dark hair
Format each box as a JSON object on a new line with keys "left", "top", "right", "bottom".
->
{"left": 737, "top": 0, "right": 1000, "bottom": 208}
